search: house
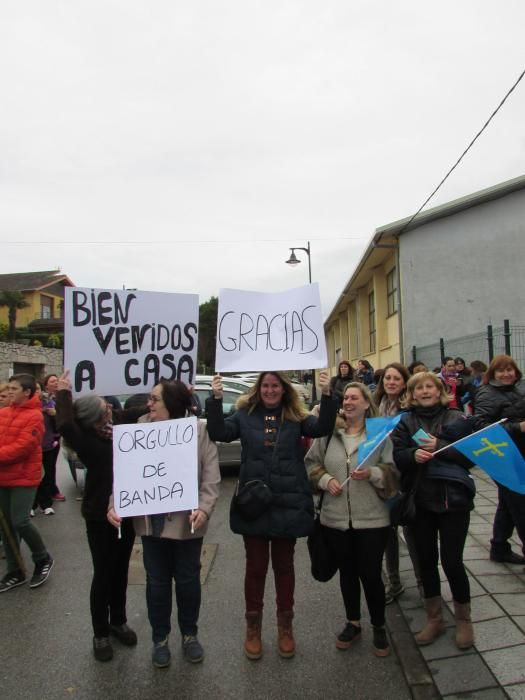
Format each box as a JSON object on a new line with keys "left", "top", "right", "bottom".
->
{"left": 0, "top": 269, "right": 75, "bottom": 334}
{"left": 325, "top": 174, "right": 525, "bottom": 372}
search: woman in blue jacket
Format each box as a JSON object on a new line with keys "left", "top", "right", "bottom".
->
{"left": 206, "top": 370, "right": 337, "bottom": 661}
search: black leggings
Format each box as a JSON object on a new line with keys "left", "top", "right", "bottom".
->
{"left": 412, "top": 507, "right": 470, "bottom": 603}
{"left": 323, "top": 524, "right": 389, "bottom": 627}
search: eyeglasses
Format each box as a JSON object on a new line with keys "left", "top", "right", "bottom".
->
{"left": 148, "top": 395, "right": 162, "bottom": 403}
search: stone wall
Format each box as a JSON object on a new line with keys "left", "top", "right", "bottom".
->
{"left": 0, "top": 342, "right": 63, "bottom": 382}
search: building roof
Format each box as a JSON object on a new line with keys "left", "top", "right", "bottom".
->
{"left": 325, "top": 174, "right": 525, "bottom": 326}
{"left": 0, "top": 270, "right": 74, "bottom": 292}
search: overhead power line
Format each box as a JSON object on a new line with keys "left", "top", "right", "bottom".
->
{"left": 398, "top": 66, "right": 525, "bottom": 235}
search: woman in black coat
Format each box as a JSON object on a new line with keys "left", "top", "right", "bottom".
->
{"left": 392, "top": 371, "right": 475, "bottom": 651}
{"left": 473, "top": 354, "right": 525, "bottom": 564}
{"left": 206, "top": 370, "right": 337, "bottom": 661}
{"left": 55, "top": 371, "right": 147, "bottom": 662}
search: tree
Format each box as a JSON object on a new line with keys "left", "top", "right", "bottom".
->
{"left": 0, "top": 290, "right": 30, "bottom": 342}
{"left": 198, "top": 296, "right": 218, "bottom": 373}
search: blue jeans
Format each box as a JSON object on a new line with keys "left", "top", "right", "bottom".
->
{"left": 142, "top": 536, "right": 202, "bottom": 643}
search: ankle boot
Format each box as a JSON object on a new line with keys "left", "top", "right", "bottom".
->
{"left": 277, "top": 611, "right": 295, "bottom": 658}
{"left": 453, "top": 601, "right": 474, "bottom": 650}
{"left": 244, "top": 611, "right": 263, "bottom": 660}
{"left": 415, "top": 596, "right": 446, "bottom": 646}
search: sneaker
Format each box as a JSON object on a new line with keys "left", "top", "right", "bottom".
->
{"left": 372, "top": 626, "right": 390, "bottom": 657}
{"left": 152, "top": 638, "right": 171, "bottom": 668}
{"left": 385, "top": 582, "right": 405, "bottom": 605}
{"left": 336, "top": 622, "right": 362, "bottom": 650}
{"left": 43, "top": 507, "right": 55, "bottom": 516}
{"left": 53, "top": 492, "right": 66, "bottom": 502}
{"left": 29, "top": 555, "right": 54, "bottom": 588}
{"left": 110, "top": 623, "right": 138, "bottom": 646}
{"left": 0, "top": 570, "right": 26, "bottom": 593}
{"left": 182, "top": 635, "right": 204, "bottom": 663}
{"left": 93, "top": 636, "right": 113, "bottom": 662}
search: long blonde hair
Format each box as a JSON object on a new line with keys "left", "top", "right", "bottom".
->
{"left": 236, "top": 371, "right": 308, "bottom": 422}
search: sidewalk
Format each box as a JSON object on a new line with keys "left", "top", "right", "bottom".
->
{"left": 389, "top": 467, "right": 525, "bottom": 699}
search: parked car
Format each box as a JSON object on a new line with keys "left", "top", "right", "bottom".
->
{"left": 194, "top": 385, "right": 242, "bottom": 468}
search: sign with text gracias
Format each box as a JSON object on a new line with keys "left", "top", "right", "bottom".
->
{"left": 64, "top": 287, "right": 199, "bottom": 396}
{"left": 215, "top": 283, "right": 327, "bottom": 373}
{"left": 112, "top": 417, "right": 199, "bottom": 518}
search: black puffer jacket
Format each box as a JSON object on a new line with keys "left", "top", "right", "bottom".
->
{"left": 473, "top": 381, "right": 525, "bottom": 456}
{"left": 392, "top": 405, "right": 475, "bottom": 513}
{"left": 206, "top": 392, "right": 338, "bottom": 538}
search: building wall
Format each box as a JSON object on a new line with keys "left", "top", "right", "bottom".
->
{"left": 0, "top": 290, "right": 65, "bottom": 328}
{"left": 399, "top": 188, "right": 525, "bottom": 353}
{"left": 0, "top": 343, "right": 63, "bottom": 382}
{"left": 325, "top": 250, "right": 400, "bottom": 374}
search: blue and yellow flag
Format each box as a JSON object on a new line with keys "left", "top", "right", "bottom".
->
{"left": 453, "top": 423, "right": 525, "bottom": 494}
{"left": 356, "top": 414, "right": 403, "bottom": 468}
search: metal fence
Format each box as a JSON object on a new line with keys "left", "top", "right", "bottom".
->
{"left": 411, "top": 321, "right": 525, "bottom": 371}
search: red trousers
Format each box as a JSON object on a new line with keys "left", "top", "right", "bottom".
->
{"left": 243, "top": 536, "right": 296, "bottom": 614}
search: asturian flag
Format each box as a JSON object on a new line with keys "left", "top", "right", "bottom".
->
{"left": 356, "top": 414, "right": 404, "bottom": 470}
{"left": 453, "top": 423, "right": 525, "bottom": 494}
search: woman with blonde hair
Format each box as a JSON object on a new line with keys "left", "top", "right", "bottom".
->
{"left": 306, "top": 382, "right": 398, "bottom": 656}
{"left": 206, "top": 370, "right": 337, "bottom": 660}
{"left": 391, "top": 372, "right": 475, "bottom": 650}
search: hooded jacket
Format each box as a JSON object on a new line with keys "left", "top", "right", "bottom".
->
{"left": 0, "top": 393, "right": 44, "bottom": 487}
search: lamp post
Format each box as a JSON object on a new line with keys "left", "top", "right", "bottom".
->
{"left": 285, "top": 241, "right": 317, "bottom": 403}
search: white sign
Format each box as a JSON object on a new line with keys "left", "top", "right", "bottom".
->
{"left": 64, "top": 287, "right": 199, "bottom": 396}
{"left": 112, "top": 417, "right": 199, "bottom": 518}
{"left": 215, "top": 283, "right": 327, "bottom": 372}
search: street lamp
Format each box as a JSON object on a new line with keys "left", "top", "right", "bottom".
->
{"left": 285, "top": 242, "right": 312, "bottom": 284}
{"left": 284, "top": 241, "right": 317, "bottom": 403}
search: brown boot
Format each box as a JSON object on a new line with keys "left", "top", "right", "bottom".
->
{"left": 277, "top": 611, "right": 295, "bottom": 658}
{"left": 244, "top": 612, "right": 263, "bottom": 660}
{"left": 415, "top": 596, "right": 446, "bottom": 646}
{"left": 453, "top": 601, "right": 474, "bottom": 650}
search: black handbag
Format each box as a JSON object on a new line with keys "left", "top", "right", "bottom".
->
{"left": 307, "top": 493, "right": 338, "bottom": 582}
{"left": 388, "top": 490, "right": 417, "bottom": 527}
{"left": 232, "top": 479, "right": 273, "bottom": 521}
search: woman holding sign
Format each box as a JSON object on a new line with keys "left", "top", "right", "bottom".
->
{"left": 305, "top": 382, "right": 398, "bottom": 657}
{"left": 55, "top": 371, "right": 147, "bottom": 662}
{"left": 391, "top": 372, "right": 475, "bottom": 650}
{"left": 206, "top": 370, "right": 337, "bottom": 661}
{"left": 108, "top": 380, "right": 220, "bottom": 669}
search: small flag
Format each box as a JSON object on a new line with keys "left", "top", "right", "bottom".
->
{"left": 453, "top": 423, "right": 525, "bottom": 494}
{"left": 357, "top": 414, "right": 403, "bottom": 468}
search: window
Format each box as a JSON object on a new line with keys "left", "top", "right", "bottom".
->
{"left": 387, "top": 267, "right": 397, "bottom": 316}
{"left": 40, "top": 295, "right": 53, "bottom": 319}
{"left": 368, "top": 291, "right": 376, "bottom": 353}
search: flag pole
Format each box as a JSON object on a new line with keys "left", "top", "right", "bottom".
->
{"left": 432, "top": 418, "right": 508, "bottom": 456}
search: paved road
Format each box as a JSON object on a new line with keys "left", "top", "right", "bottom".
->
{"left": 0, "top": 456, "right": 413, "bottom": 700}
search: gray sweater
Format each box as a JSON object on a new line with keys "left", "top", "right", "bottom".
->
{"left": 305, "top": 428, "right": 399, "bottom": 531}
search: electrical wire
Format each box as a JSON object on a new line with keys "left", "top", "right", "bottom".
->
{"left": 398, "top": 67, "right": 525, "bottom": 235}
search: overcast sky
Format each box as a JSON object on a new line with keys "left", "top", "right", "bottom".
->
{"left": 1, "top": 1, "right": 524, "bottom": 317}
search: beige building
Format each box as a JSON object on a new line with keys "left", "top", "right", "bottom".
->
{"left": 325, "top": 233, "right": 400, "bottom": 376}
{"left": 325, "top": 174, "right": 525, "bottom": 376}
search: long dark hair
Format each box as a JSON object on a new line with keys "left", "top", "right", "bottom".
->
{"left": 374, "top": 362, "right": 409, "bottom": 405}
{"left": 158, "top": 380, "right": 193, "bottom": 418}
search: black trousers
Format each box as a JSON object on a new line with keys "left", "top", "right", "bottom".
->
{"left": 412, "top": 507, "right": 470, "bottom": 603}
{"left": 85, "top": 519, "right": 135, "bottom": 638}
{"left": 491, "top": 482, "right": 525, "bottom": 558}
{"left": 323, "top": 524, "right": 389, "bottom": 628}
{"left": 33, "top": 447, "right": 60, "bottom": 510}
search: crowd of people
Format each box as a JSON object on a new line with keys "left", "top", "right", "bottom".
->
{"left": 1, "top": 353, "right": 524, "bottom": 670}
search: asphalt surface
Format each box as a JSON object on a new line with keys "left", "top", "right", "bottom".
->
{"left": 0, "top": 455, "right": 414, "bottom": 700}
